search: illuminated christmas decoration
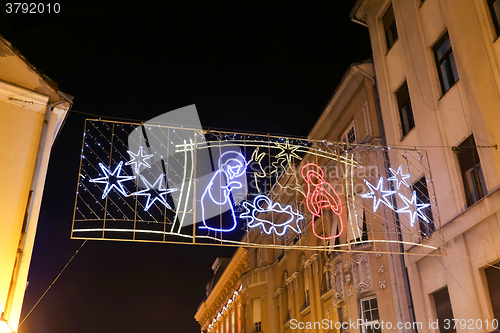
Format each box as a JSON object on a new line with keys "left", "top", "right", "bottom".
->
{"left": 396, "top": 191, "right": 430, "bottom": 227}
{"left": 240, "top": 195, "right": 303, "bottom": 235}
{"left": 73, "top": 120, "right": 444, "bottom": 254}
{"left": 249, "top": 148, "right": 267, "bottom": 193}
{"left": 200, "top": 151, "right": 247, "bottom": 232}
{"left": 208, "top": 285, "right": 242, "bottom": 332}
{"left": 301, "top": 163, "right": 343, "bottom": 240}
{"left": 89, "top": 161, "right": 135, "bottom": 199}
{"left": 132, "top": 174, "right": 177, "bottom": 211}
{"left": 125, "top": 146, "right": 154, "bottom": 173}
{"left": 360, "top": 177, "right": 395, "bottom": 212}
{"left": 275, "top": 139, "right": 302, "bottom": 164}
{"left": 387, "top": 166, "right": 410, "bottom": 190}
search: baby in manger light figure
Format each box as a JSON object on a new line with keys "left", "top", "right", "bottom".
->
{"left": 200, "top": 151, "right": 247, "bottom": 233}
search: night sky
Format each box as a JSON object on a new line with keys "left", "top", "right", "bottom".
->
{"left": 1, "top": 1, "right": 371, "bottom": 332}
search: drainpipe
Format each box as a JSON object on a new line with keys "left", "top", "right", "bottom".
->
{"left": 2, "top": 96, "right": 71, "bottom": 325}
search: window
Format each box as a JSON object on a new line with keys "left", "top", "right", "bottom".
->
{"left": 396, "top": 81, "right": 415, "bottom": 138}
{"left": 433, "top": 287, "right": 456, "bottom": 333}
{"left": 433, "top": 32, "right": 459, "bottom": 94}
{"left": 455, "top": 135, "right": 487, "bottom": 206}
{"left": 252, "top": 298, "right": 262, "bottom": 332}
{"left": 322, "top": 268, "right": 332, "bottom": 294}
{"left": 341, "top": 122, "right": 356, "bottom": 145}
{"left": 303, "top": 270, "right": 310, "bottom": 309}
{"left": 383, "top": 4, "right": 398, "bottom": 51}
{"left": 413, "top": 176, "right": 435, "bottom": 237}
{"left": 485, "top": 263, "right": 500, "bottom": 323}
{"left": 360, "top": 296, "right": 381, "bottom": 333}
{"left": 487, "top": 0, "right": 500, "bottom": 37}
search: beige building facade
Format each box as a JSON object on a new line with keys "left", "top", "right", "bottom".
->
{"left": 352, "top": 0, "right": 500, "bottom": 332}
{"left": 0, "top": 36, "right": 72, "bottom": 332}
{"left": 195, "top": 60, "right": 416, "bottom": 333}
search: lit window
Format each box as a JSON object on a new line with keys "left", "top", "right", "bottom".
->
{"left": 360, "top": 296, "right": 381, "bottom": 333}
{"left": 455, "top": 135, "right": 487, "bottom": 206}
{"left": 413, "top": 176, "right": 435, "bottom": 237}
{"left": 433, "top": 32, "right": 459, "bottom": 94}
{"left": 383, "top": 4, "right": 398, "bottom": 51}
{"left": 396, "top": 81, "right": 415, "bottom": 138}
{"left": 487, "top": 0, "right": 500, "bottom": 37}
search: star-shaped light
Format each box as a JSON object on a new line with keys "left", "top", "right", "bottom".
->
{"left": 396, "top": 191, "right": 430, "bottom": 226}
{"left": 89, "top": 161, "right": 135, "bottom": 199}
{"left": 126, "top": 146, "right": 154, "bottom": 173}
{"left": 132, "top": 174, "right": 177, "bottom": 211}
{"left": 275, "top": 139, "right": 302, "bottom": 164}
{"left": 360, "top": 177, "right": 396, "bottom": 212}
{"left": 387, "top": 166, "right": 411, "bottom": 190}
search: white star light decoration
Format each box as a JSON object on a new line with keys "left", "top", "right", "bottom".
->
{"left": 387, "top": 166, "right": 410, "bottom": 190}
{"left": 360, "top": 177, "right": 395, "bottom": 212}
{"left": 126, "top": 146, "right": 154, "bottom": 173}
{"left": 396, "top": 192, "right": 430, "bottom": 227}
{"left": 89, "top": 161, "right": 135, "bottom": 199}
{"left": 132, "top": 174, "right": 177, "bottom": 211}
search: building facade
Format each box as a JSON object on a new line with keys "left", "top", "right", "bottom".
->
{"left": 352, "top": 0, "right": 500, "bottom": 332}
{"left": 195, "top": 60, "right": 416, "bottom": 333}
{"left": 0, "top": 36, "right": 72, "bottom": 332}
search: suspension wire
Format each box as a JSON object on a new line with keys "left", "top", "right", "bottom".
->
{"left": 18, "top": 239, "right": 88, "bottom": 329}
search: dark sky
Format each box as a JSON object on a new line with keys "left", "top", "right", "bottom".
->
{"left": 2, "top": 1, "right": 371, "bottom": 332}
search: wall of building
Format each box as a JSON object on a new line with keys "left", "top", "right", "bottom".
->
{"left": 0, "top": 37, "right": 71, "bottom": 332}
{"left": 353, "top": 0, "right": 500, "bottom": 331}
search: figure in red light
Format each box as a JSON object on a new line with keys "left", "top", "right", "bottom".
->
{"left": 301, "top": 163, "right": 343, "bottom": 240}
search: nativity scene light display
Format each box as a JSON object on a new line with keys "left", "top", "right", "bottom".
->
{"left": 72, "top": 119, "right": 445, "bottom": 254}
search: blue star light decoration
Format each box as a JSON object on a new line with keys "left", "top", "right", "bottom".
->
{"left": 126, "top": 146, "right": 154, "bottom": 173}
{"left": 360, "top": 177, "right": 396, "bottom": 212}
{"left": 240, "top": 195, "right": 303, "bottom": 236}
{"left": 387, "top": 166, "right": 410, "bottom": 190}
{"left": 396, "top": 191, "right": 430, "bottom": 227}
{"left": 132, "top": 174, "right": 177, "bottom": 211}
{"left": 89, "top": 161, "right": 135, "bottom": 199}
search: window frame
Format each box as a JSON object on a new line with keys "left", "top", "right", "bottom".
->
{"left": 487, "top": 0, "right": 500, "bottom": 38}
{"left": 433, "top": 31, "right": 459, "bottom": 95}
{"left": 382, "top": 4, "right": 398, "bottom": 52}
{"left": 396, "top": 80, "right": 415, "bottom": 139}
{"left": 341, "top": 120, "right": 357, "bottom": 147}
{"left": 455, "top": 135, "right": 487, "bottom": 207}
{"left": 360, "top": 295, "right": 382, "bottom": 333}
{"left": 413, "top": 175, "right": 435, "bottom": 238}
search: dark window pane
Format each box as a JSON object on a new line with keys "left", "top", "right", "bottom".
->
{"left": 436, "top": 37, "right": 451, "bottom": 59}
{"left": 456, "top": 135, "right": 487, "bottom": 206}
{"left": 370, "top": 298, "right": 378, "bottom": 309}
{"left": 434, "top": 32, "right": 458, "bottom": 94}
{"left": 372, "top": 309, "right": 380, "bottom": 321}
{"left": 440, "top": 62, "right": 451, "bottom": 92}
{"left": 488, "top": 0, "right": 500, "bottom": 36}
{"left": 434, "top": 287, "right": 457, "bottom": 333}
{"left": 383, "top": 5, "right": 398, "bottom": 50}
{"left": 364, "top": 310, "right": 372, "bottom": 322}
{"left": 396, "top": 81, "right": 415, "bottom": 137}
{"left": 485, "top": 264, "right": 500, "bottom": 322}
